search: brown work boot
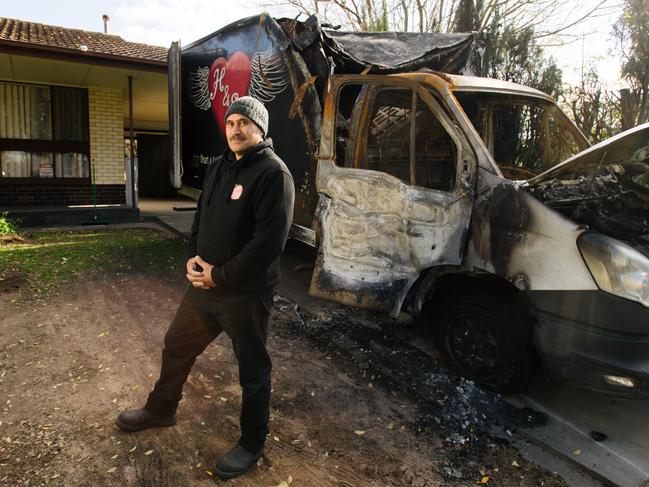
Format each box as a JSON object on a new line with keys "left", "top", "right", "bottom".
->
{"left": 115, "top": 408, "right": 176, "bottom": 432}
{"left": 213, "top": 444, "right": 262, "bottom": 480}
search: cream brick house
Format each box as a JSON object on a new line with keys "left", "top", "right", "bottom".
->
{"left": 0, "top": 17, "right": 169, "bottom": 225}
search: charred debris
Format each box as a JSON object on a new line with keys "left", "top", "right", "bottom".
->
{"left": 529, "top": 162, "right": 649, "bottom": 256}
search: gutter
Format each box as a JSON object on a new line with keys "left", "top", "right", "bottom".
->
{"left": 0, "top": 39, "right": 168, "bottom": 73}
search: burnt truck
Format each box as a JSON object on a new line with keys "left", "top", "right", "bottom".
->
{"left": 169, "top": 14, "right": 649, "bottom": 397}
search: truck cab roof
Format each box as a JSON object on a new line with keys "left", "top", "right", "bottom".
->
{"left": 395, "top": 71, "right": 553, "bottom": 101}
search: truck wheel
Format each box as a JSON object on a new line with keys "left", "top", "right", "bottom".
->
{"left": 433, "top": 295, "right": 534, "bottom": 392}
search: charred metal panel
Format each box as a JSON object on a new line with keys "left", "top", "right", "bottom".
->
{"left": 310, "top": 160, "right": 471, "bottom": 316}
{"left": 466, "top": 169, "right": 597, "bottom": 291}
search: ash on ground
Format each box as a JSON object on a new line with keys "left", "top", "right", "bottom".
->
{"left": 272, "top": 294, "right": 548, "bottom": 481}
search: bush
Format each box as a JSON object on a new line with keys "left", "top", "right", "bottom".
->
{"left": 0, "top": 212, "right": 18, "bottom": 236}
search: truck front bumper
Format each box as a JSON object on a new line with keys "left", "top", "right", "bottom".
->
{"left": 529, "top": 290, "right": 649, "bottom": 398}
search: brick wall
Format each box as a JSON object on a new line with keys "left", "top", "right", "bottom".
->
{"left": 88, "top": 87, "right": 125, "bottom": 185}
{"left": 0, "top": 181, "right": 125, "bottom": 206}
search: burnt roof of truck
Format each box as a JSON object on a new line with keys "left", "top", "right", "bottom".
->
{"left": 397, "top": 71, "right": 554, "bottom": 100}
{"left": 182, "top": 14, "right": 486, "bottom": 77}
{"left": 321, "top": 29, "right": 486, "bottom": 75}
{"left": 443, "top": 73, "right": 553, "bottom": 100}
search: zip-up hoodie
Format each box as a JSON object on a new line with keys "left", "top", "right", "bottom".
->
{"left": 187, "top": 139, "right": 295, "bottom": 293}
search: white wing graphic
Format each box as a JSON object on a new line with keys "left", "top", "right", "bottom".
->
{"left": 248, "top": 48, "right": 290, "bottom": 103}
{"left": 188, "top": 66, "right": 211, "bottom": 111}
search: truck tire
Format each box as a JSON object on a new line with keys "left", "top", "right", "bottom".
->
{"left": 432, "top": 293, "right": 535, "bottom": 392}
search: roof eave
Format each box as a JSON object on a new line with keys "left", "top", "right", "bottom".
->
{"left": 0, "top": 39, "right": 167, "bottom": 73}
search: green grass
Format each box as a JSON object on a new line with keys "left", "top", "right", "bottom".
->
{"left": 0, "top": 228, "right": 186, "bottom": 297}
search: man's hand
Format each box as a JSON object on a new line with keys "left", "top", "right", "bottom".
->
{"left": 186, "top": 256, "right": 216, "bottom": 289}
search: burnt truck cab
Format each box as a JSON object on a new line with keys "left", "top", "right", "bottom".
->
{"left": 310, "top": 71, "right": 649, "bottom": 397}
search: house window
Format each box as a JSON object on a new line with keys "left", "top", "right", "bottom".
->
{"left": 0, "top": 82, "right": 89, "bottom": 178}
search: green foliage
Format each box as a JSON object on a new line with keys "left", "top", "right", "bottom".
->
{"left": 0, "top": 228, "right": 185, "bottom": 298}
{"left": 614, "top": 0, "right": 649, "bottom": 126}
{"left": 0, "top": 212, "right": 18, "bottom": 236}
{"left": 452, "top": 0, "right": 480, "bottom": 32}
{"left": 485, "top": 23, "right": 563, "bottom": 98}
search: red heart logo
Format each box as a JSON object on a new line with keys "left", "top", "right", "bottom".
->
{"left": 209, "top": 51, "right": 252, "bottom": 137}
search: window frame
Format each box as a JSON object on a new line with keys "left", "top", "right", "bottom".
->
{"left": 336, "top": 78, "right": 464, "bottom": 192}
{"left": 0, "top": 80, "right": 90, "bottom": 180}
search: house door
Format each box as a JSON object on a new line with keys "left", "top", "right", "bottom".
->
{"left": 137, "top": 134, "right": 174, "bottom": 197}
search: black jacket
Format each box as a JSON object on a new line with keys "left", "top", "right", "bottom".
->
{"left": 187, "top": 139, "right": 295, "bottom": 293}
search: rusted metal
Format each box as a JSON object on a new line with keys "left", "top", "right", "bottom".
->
{"left": 288, "top": 75, "right": 318, "bottom": 120}
{"left": 409, "top": 90, "right": 416, "bottom": 185}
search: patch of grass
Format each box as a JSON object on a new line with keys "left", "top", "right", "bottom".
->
{"left": 0, "top": 228, "right": 186, "bottom": 297}
{"left": 0, "top": 212, "right": 18, "bottom": 236}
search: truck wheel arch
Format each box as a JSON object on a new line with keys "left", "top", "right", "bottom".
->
{"left": 420, "top": 272, "right": 538, "bottom": 392}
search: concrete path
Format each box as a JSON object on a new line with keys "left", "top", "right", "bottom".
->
{"left": 139, "top": 197, "right": 195, "bottom": 236}
{"left": 509, "top": 375, "right": 649, "bottom": 487}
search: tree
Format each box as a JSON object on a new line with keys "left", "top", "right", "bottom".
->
{"left": 275, "top": 0, "right": 612, "bottom": 38}
{"left": 613, "top": 0, "right": 649, "bottom": 127}
{"left": 484, "top": 23, "right": 563, "bottom": 98}
{"left": 560, "top": 66, "right": 621, "bottom": 142}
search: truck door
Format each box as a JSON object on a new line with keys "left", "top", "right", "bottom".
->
{"left": 310, "top": 75, "right": 476, "bottom": 317}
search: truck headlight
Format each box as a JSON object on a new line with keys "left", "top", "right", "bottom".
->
{"left": 578, "top": 233, "right": 649, "bottom": 307}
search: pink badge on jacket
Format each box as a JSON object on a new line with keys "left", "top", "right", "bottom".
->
{"left": 231, "top": 184, "right": 244, "bottom": 200}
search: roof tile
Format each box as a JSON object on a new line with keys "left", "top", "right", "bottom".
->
{"left": 0, "top": 17, "right": 168, "bottom": 63}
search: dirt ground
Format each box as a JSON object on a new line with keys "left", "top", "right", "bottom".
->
{"left": 0, "top": 231, "right": 568, "bottom": 486}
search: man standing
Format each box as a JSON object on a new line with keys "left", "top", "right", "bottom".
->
{"left": 116, "top": 96, "right": 295, "bottom": 480}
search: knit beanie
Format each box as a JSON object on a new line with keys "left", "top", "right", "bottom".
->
{"left": 225, "top": 96, "right": 269, "bottom": 137}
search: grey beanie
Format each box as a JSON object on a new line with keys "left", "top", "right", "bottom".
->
{"left": 225, "top": 96, "right": 269, "bottom": 137}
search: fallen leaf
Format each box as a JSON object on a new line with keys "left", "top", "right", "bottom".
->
{"left": 110, "top": 454, "right": 118, "bottom": 460}
{"left": 480, "top": 476, "right": 490, "bottom": 484}
{"left": 205, "top": 470, "right": 213, "bottom": 476}
{"left": 145, "top": 450, "right": 154, "bottom": 456}
{"left": 203, "top": 395, "right": 212, "bottom": 399}
{"left": 573, "top": 449, "right": 582, "bottom": 455}
{"left": 107, "top": 467, "right": 117, "bottom": 473}
{"left": 271, "top": 475, "right": 294, "bottom": 487}
{"left": 511, "top": 460, "right": 520, "bottom": 468}
{"left": 129, "top": 446, "right": 137, "bottom": 453}
{"left": 354, "top": 430, "right": 366, "bottom": 436}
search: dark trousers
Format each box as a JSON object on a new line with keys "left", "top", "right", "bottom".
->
{"left": 145, "top": 285, "right": 273, "bottom": 453}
